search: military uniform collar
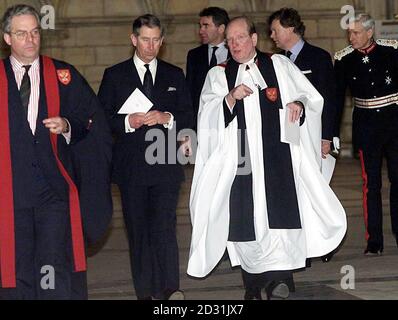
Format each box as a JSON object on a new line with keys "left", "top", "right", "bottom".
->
{"left": 358, "top": 40, "right": 376, "bottom": 55}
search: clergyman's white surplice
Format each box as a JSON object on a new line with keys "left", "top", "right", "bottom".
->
{"left": 187, "top": 54, "right": 347, "bottom": 278}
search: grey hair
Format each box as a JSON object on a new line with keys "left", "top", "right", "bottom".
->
{"left": 1, "top": 4, "right": 40, "bottom": 34}
{"left": 132, "top": 14, "right": 164, "bottom": 38}
{"left": 354, "top": 13, "right": 375, "bottom": 31}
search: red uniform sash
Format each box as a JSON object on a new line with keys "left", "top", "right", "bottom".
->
{"left": 0, "top": 56, "right": 86, "bottom": 288}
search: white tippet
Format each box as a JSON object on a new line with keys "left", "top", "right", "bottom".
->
{"left": 187, "top": 54, "right": 347, "bottom": 278}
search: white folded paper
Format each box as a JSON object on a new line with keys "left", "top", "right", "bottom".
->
{"left": 280, "top": 108, "right": 300, "bottom": 146}
{"left": 117, "top": 88, "right": 153, "bottom": 114}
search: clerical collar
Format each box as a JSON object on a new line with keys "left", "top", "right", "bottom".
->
{"left": 358, "top": 40, "right": 376, "bottom": 55}
{"left": 242, "top": 54, "right": 257, "bottom": 66}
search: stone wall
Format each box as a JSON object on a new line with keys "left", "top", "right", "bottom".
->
{"left": 1, "top": 0, "right": 396, "bottom": 156}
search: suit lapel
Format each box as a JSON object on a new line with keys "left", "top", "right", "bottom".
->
{"left": 125, "top": 58, "right": 143, "bottom": 94}
{"left": 201, "top": 44, "right": 210, "bottom": 69}
{"left": 4, "top": 58, "right": 31, "bottom": 133}
{"left": 293, "top": 41, "right": 308, "bottom": 67}
{"left": 35, "top": 56, "right": 48, "bottom": 139}
{"left": 152, "top": 59, "right": 170, "bottom": 108}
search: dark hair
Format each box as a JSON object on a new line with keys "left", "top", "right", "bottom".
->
{"left": 268, "top": 8, "right": 306, "bottom": 37}
{"left": 132, "top": 14, "right": 164, "bottom": 37}
{"left": 199, "top": 7, "right": 230, "bottom": 27}
{"left": 227, "top": 16, "right": 257, "bottom": 35}
{"left": 1, "top": 4, "right": 40, "bottom": 34}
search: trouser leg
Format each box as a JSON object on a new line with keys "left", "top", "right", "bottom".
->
{"left": 148, "top": 183, "right": 181, "bottom": 299}
{"left": 119, "top": 184, "right": 152, "bottom": 299}
{"left": 34, "top": 190, "right": 73, "bottom": 300}
{"left": 358, "top": 148, "right": 384, "bottom": 249}
{"left": 0, "top": 209, "right": 35, "bottom": 300}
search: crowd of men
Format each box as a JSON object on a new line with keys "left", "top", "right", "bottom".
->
{"left": 0, "top": 3, "right": 397, "bottom": 300}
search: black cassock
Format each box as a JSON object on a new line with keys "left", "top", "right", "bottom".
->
{"left": 222, "top": 52, "right": 302, "bottom": 242}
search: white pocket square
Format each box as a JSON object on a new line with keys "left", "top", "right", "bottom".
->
{"left": 167, "top": 87, "right": 177, "bottom": 92}
{"left": 302, "top": 70, "right": 312, "bottom": 75}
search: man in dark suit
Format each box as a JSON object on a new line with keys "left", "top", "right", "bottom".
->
{"left": 0, "top": 4, "right": 112, "bottom": 300}
{"left": 186, "top": 7, "right": 230, "bottom": 130}
{"left": 265, "top": 7, "right": 338, "bottom": 296}
{"left": 98, "top": 14, "right": 193, "bottom": 300}
{"left": 268, "top": 7, "right": 337, "bottom": 159}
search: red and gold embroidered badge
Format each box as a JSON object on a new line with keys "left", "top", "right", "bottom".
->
{"left": 266, "top": 87, "right": 278, "bottom": 102}
{"left": 57, "top": 69, "right": 71, "bottom": 85}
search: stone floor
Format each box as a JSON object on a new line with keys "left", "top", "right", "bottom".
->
{"left": 86, "top": 158, "right": 398, "bottom": 300}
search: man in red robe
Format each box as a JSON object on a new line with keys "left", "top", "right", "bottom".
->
{"left": 0, "top": 4, "right": 112, "bottom": 299}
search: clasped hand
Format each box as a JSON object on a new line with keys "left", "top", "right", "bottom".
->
{"left": 129, "top": 111, "right": 170, "bottom": 129}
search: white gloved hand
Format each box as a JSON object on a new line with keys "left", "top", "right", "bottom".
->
{"left": 332, "top": 137, "right": 341, "bottom": 154}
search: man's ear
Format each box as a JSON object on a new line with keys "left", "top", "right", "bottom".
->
{"left": 367, "top": 28, "right": 374, "bottom": 40}
{"left": 130, "top": 33, "right": 137, "bottom": 47}
{"left": 3, "top": 33, "right": 11, "bottom": 46}
{"left": 251, "top": 33, "right": 258, "bottom": 47}
{"left": 219, "top": 24, "right": 226, "bottom": 34}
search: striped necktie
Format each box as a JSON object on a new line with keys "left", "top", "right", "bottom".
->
{"left": 20, "top": 65, "right": 32, "bottom": 115}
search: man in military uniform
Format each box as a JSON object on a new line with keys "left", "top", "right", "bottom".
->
{"left": 334, "top": 13, "right": 398, "bottom": 255}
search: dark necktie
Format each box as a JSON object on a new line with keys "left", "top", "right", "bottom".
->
{"left": 20, "top": 65, "right": 31, "bottom": 114}
{"left": 286, "top": 51, "right": 293, "bottom": 59}
{"left": 209, "top": 46, "right": 219, "bottom": 68}
{"left": 143, "top": 63, "right": 153, "bottom": 99}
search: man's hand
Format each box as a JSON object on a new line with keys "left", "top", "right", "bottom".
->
{"left": 287, "top": 102, "right": 303, "bottom": 123}
{"left": 129, "top": 113, "right": 146, "bottom": 129}
{"left": 226, "top": 84, "right": 254, "bottom": 108}
{"left": 180, "top": 136, "right": 193, "bottom": 157}
{"left": 143, "top": 111, "right": 171, "bottom": 127}
{"left": 43, "top": 117, "right": 69, "bottom": 135}
{"left": 322, "top": 140, "right": 331, "bottom": 159}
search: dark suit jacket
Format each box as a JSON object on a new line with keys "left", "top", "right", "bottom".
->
{"left": 293, "top": 42, "right": 336, "bottom": 141}
{"left": 186, "top": 44, "right": 209, "bottom": 128}
{"left": 186, "top": 44, "right": 230, "bottom": 129}
{"left": 98, "top": 58, "right": 193, "bottom": 186}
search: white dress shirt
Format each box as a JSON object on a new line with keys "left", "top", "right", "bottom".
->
{"left": 125, "top": 53, "right": 174, "bottom": 133}
{"left": 208, "top": 42, "right": 229, "bottom": 65}
{"left": 10, "top": 55, "right": 71, "bottom": 143}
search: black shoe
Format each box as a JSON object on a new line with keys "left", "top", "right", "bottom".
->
{"left": 167, "top": 290, "right": 185, "bottom": 300}
{"left": 321, "top": 251, "right": 334, "bottom": 262}
{"left": 244, "top": 288, "right": 262, "bottom": 300}
{"left": 160, "top": 289, "right": 185, "bottom": 300}
{"left": 364, "top": 245, "right": 383, "bottom": 256}
{"left": 264, "top": 281, "right": 290, "bottom": 300}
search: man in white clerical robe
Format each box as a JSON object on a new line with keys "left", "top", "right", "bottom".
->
{"left": 187, "top": 16, "right": 346, "bottom": 300}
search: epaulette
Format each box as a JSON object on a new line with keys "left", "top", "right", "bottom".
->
{"left": 334, "top": 45, "right": 354, "bottom": 61}
{"left": 376, "top": 39, "right": 398, "bottom": 49}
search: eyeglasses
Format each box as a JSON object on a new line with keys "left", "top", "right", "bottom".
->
{"left": 226, "top": 34, "right": 251, "bottom": 45}
{"left": 9, "top": 28, "right": 40, "bottom": 41}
